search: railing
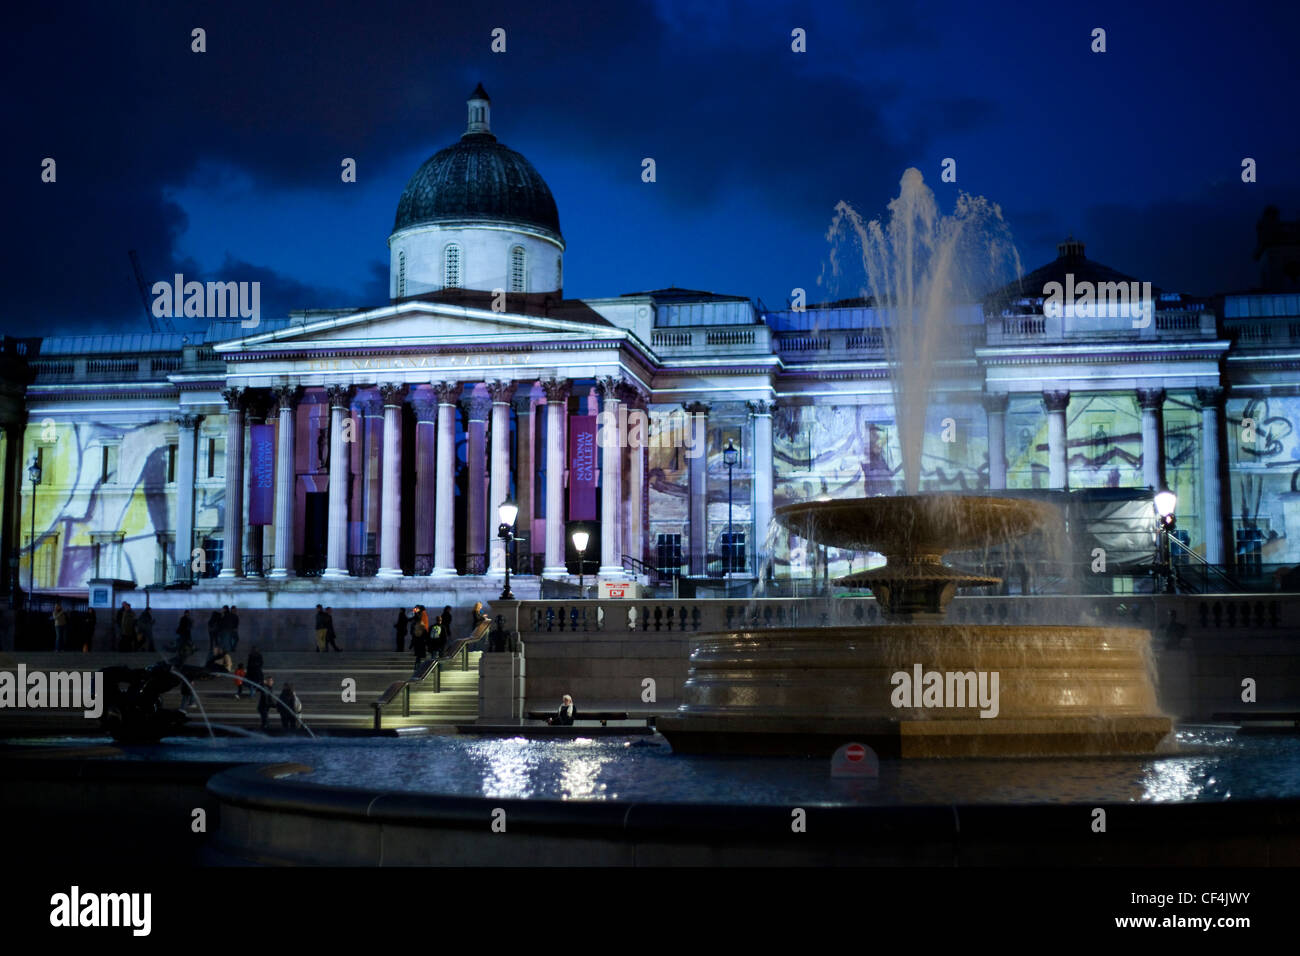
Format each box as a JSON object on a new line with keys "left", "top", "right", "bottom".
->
{"left": 513, "top": 552, "right": 545, "bottom": 576}
{"left": 1001, "top": 316, "right": 1046, "bottom": 336}
{"left": 30, "top": 360, "right": 75, "bottom": 376}
{"left": 776, "top": 335, "right": 831, "bottom": 352}
{"left": 622, "top": 553, "right": 661, "bottom": 585}
{"left": 294, "top": 553, "right": 326, "bottom": 577}
{"left": 651, "top": 330, "right": 693, "bottom": 348}
{"left": 458, "top": 552, "right": 488, "bottom": 576}
{"left": 412, "top": 553, "right": 435, "bottom": 576}
{"left": 242, "top": 555, "right": 274, "bottom": 577}
{"left": 1166, "top": 535, "right": 1241, "bottom": 594}
{"left": 347, "top": 553, "right": 379, "bottom": 577}
{"left": 705, "top": 328, "right": 754, "bottom": 346}
{"left": 846, "top": 332, "right": 884, "bottom": 350}
{"left": 87, "top": 358, "right": 139, "bottom": 375}
{"left": 151, "top": 356, "right": 184, "bottom": 373}
{"left": 372, "top": 619, "right": 490, "bottom": 730}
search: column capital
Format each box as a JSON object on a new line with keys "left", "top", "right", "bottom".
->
{"left": 357, "top": 398, "right": 383, "bottom": 418}
{"left": 432, "top": 381, "right": 461, "bottom": 405}
{"left": 981, "top": 392, "right": 1010, "bottom": 414}
{"left": 541, "top": 377, "right": 570, "bottom": 403}
{"left": 175, "top": 413, "right": 204, "bottom": 429}
{"left": 221, "top": 386, "right": 245, "bottom": 411}
{"left": 746, "top": 399, "right": 776, "bottom": 417}
{"left": 486, "top": 380, "right": 515, "bottom": 404}
{"left": 379, "top": 383, "right": 407, "bottom": 407}
{"left": 1042, "top": 390, "right": 1070, "bottom": 413}
{"left": 1196, "top": 385, "right": 1226, "bottom": 409}
{"left": 683, "top": 401, "right": 711, "bottom": 416}
{"left": 596, "top": 375, "right": 623, "bottom": 399}
{"left": 271, "top": 384, "right": 302, "bottom": 414}
{"left": 618, "top": 382, "right": 648, "bottom": 408}
{"left": 512, "top": 391, "right": 536, "bottom": 415}
{"left": 1136, "top": 387, "right": 1167, "bottom": 410}
{"left": 462, "top": 394, "right": 493, "bottom": 422}
{"left": 325, "top": 384, "right": 354, "bottom": 409}
{"left": 411, "top": 398, "right": 439, "bottom": 422}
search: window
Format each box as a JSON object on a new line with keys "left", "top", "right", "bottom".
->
{"left": 1236, "top": 526, "right": 1265, "bottom": 576}
{"left": 444, "top": 244, "right": 462, "bottom": 288}
{"left": 202, "top": 535, "right": 224, "bottom": 578}
{"left": 100, "top": 444, "right": 119, "bottom": 484}
{"left": 656, "top": 533, "right": 683, "bottom": 578}
{"left": 510, "top": 246, "right": 526, "bottom": 293}
{"left": 167, "top": 443, "right": 178, "bottom": 483}
{"left": 397, "top": 251, "right": 407, "bottom": 297}
{"left": 721, "top": 532, "right": 746, "bottom": 573}
{"left": 206, "top": 436, "right": 225, "bottom": 479}
{"left": 556, "top": 256, "right": 562, "bottom": 290}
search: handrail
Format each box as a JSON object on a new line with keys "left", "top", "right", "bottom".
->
{"left": 621, "top": 553, "right": 660, "bottom": 584}
{"left": 1167, "top": 534, "right": 1241, "bottom": 593}
{"left": 371, "top": 619, "right": 491, "bottom": 730}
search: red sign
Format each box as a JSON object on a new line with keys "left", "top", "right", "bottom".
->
{"left": 845, "top": 743, "right": 866, "bottom": 762}
{"left": 568, "top": 415, "right": 597, "bottom": 520}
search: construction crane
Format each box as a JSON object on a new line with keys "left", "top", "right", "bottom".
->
{"left": 129, "top": 249, "right": 175, "bottom": 333}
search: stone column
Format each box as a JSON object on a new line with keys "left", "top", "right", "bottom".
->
{"left": 747, "top": 400, "right": 775, "bottom": 574}
{"left": 463, "top": 393, "right": 492, "bottom": 574}
{"left": 359, "top": 397, "right": 384, "bottom": 556}
{"left": 323, "top": 384, "right": 353, "bottom": 578}
{"left": 684, "top": 401, "right": 710, "bottom": 575}
{"left": 174, "top": 413, "right": 201, "bottom": 579}
{"left": 269, "top": 386, "right": 298, "bottom": 578}
{"left": 1138, "top": 387, "right": 1167, "bottom": 492}
{"left": 622, "top": 386, "right": 648, "bottom": 572}
{"left": 1197, "top": 386, "right": 1226, "bottom": 566}
{"left": 218, "top": 388, "right": 244, "bottom": 578}
{"left": 1042, "top": 390, "right": 1070, "bottom": 490}
{"left": 377, "top": 383, "right": 405, "bottom": 577}
{"left": 487, "top": 381, "right": 515, "bottom": 575}
{"left": 432, "top": 382, "right": 460, "bottom": 577}
{"left": 596, "top": 377, "right": 624, "bottom": 576}
{"left": 412, "top": 396, "right": 438, "bottom": 571}
{"left": 983, "top": 392, "right": 1009, "bottom": 490}
{"left": 513, "top": 390, "right": 535, "bottom": 566}
{"left": 243, "top": 392, "right": 271, "bottom": 576}
{"left": 542, "top": 378, "right": 570, "bottom": 577}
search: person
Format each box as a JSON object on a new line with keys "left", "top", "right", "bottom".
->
{"left": 471, "top": 601, "right": 488, "bottom": 629}
{"left": 220, "top": 605, "right": 236, "bottom": 653}
{"left": 206, "top": 646, "right": 233, "bottom": 674}
{"left": 258, "top": 676, "right": 276, "bottom": 730}
{"left": 314, "top": 604, "right": 328, "bottom": 652}
{"left": 234, "top": 662, "right": 247, "bottom": 699}
{"left": 207, "top": 609, "right": 222, "bottom": 654}
{"left": 324, "top": 607, "right": 341, "bottom": 651}
{"left": 229, "top": 604, "right": 240, "bottom": 652}
{"left": 52, "top": 602, "right": 67, "bottom": 652}
{"left": 410, "top": 607, "right": 428, "bottom": 663}
{"left": 118, "top": 602, "right": 137, "bottom": 652}
{"left": 84, "top": 607, "right": 96, "bottom": 652}
{"left": 137, "top": 604, "right": 155, "bottom": 652}
{"left": 278, "top": 682, "right": 302, "bottom": 731}
{"left": 174, "top": 609, "right": 195, "bottom": 663}
{"left": 393, "top": 607, "right": 409, "bottom": 652}
{"left": 246, "top": 646, "right": 265, "bottom": 698}
{"left": 440, "top": 605, "right": 454, "bottom": 642}
{"left": 489, "top": 615, "right": 507, "bottom": 653}
{"left": 548, "top": 694, "right": 577, "bottom": 726}
{"left": 1163, "top": 609, "right": 1188, "bottom": 649}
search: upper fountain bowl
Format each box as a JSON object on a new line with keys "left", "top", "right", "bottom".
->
{"left": 774, "top": 494, "right": 1061, "bottom": 556}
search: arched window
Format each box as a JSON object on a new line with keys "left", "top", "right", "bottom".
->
{"left": 510, "top": 245, "right": 526, "bottom": 293}
{"left": 555, "top": 256, "right": 563, "bottom": 290}
{"left": 444, "top": 244, "right": 462, "bottom": 288}
{"left": 397, "top": 251, "right": 407, "bottom": 297}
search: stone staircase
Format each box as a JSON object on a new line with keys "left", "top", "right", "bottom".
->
{"left": 0, "top": 649, "right": 483, "bottom": 735}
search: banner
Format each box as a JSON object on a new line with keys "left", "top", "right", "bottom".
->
{"left": 568, "top": 414, "right": 598, "bottom": 521}
{"left": 249, "top": 424, "right": 275, "bottom": 526}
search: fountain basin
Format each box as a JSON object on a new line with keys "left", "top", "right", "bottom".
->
{"left": 657, "top": 625, "right": 1173, "bottom": 758}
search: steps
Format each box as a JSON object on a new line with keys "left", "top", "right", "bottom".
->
{"left": 0, "top": 649, "right": 483, "bottom": 734}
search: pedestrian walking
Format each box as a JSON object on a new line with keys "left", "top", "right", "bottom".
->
{"left": 52, "top": 602, "right": 67, "bottom": 652}
{"left": 117, "top": 602, "right": 137, "bottom": 652}
{"left": 278, "top": 682, "right": 302, "bottom": 731}
{"left": 137, "top": 604, "right": 155, "bottom": 652}
{"left": 324, "top": 607, "right": 341, "bottom": 651}
{"left": 229, "top": 604, "right": 240, "bottom": 652}
{"left": 258, "top": 676, "right": 275, "bottom": 730}
{"left": 314, "top": 604, "right": 328, "bottom": 652}
{"left": 207, "top": 609, "right": 222, "bottom": 654}
{"left": 246, "top": 647, "right": 265, "bottom": 698}
{"left": 393, "top": 607, "right": 408, "bottom": 652}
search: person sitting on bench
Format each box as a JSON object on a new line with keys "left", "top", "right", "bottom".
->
{"left": 548, "top": 694, "right": 577, "bottom": 726}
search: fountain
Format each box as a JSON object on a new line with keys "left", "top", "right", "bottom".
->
{"left": 657, "top": 170, "right": 1173, "bottom": 758}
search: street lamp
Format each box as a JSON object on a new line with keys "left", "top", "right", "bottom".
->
{"left": 497, "top": 497, "right": 518, "bottom": 601}
{"left": 723, "top": 439, "right": 738, "bottom": 575}
{"left": 27, "top": 458, "right": 42, "bottom": 609}
{"left": 1154, "top": 489, "right": 1177, "bottom": 594}
{"left": 572, "top": 530, "right": 590, "bottom": 598}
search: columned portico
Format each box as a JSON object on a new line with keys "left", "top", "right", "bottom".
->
{"left": 323, "top": 384, "right": 353, "bottom": 579}
{"left": 747, "top": 400, "right": 775, "bottom": 573}
{"left": 1198, "top": 386, "right": 1227, "bottom": 566}
{"left": 377, "top": 383, "right": 405, "bottom": 577}
{"left": 487, "top": 381, "right": 514, "bottom": 574}
{"left": 269, "top": 386, "right": 298, "bottom": 578}
{"left": 218, "top": 388, "right": 244, "bottom": 578}
{"left": 982, "top": 393, "right": 1008, "bottom": 490}
{"left": 542, "top": 378, "right": 570, "bottom": 577}
{"left": 432, "top": 382, "right": 459, "bottom": 577}
{"left": 684, "top": 401, "right": 710, "bottom": 575}
{"left": 174, "top": 413, "right": 201, "bottom": 577}
{"left": 1042, "top": 390, "right": 1070, "bottom": 490}
{"left": 1137, "top": 387, "right": 1167, "bottom": 492}
{"left": 597, "top": 377, "right": 624, "bottom": 576}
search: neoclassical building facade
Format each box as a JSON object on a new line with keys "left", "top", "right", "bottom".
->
{"left": 3, "top": 89, "right": 1299, "bottom": 608}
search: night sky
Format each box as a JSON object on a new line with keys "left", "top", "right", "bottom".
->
{"left": 6, "top": 0, "right": 1298, "bottom": 336}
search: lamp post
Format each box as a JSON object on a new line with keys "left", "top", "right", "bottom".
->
{"left": 27, "top": 457, "right": 41, "bottom": 609}
{"left": 1154, "top": 488, "right": 1177, "bottom": 595}
{"left": 723, "top": 440, "right": 738, "bottom": 575}
{"left": 497, "top": 497, "right": 518, "bottom": 601}
{"left": 572, "top": 530, "right": 589, "bottom": 598}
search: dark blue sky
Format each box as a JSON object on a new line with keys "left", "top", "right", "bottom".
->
{"left": 6, "top": 0, "right": 1298, "bottom": 335}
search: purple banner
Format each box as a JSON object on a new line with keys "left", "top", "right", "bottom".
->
{"left": 568, "top": 415, "right": 598, "bottom": 521}
{"left": 249, "top": 424, "right": 275, "bottom": 526}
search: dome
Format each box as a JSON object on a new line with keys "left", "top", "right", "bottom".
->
{"left": 392, "top": 87, "right": 561, "bottom": 240}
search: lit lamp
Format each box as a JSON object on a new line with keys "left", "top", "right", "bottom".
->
{"left": 1154, "top": 489, "right": 1177, "bottom": 594}
{"left": 497, "top": 497, "right": 518, "bottom": 601}
{"left": 723, "top": 439, "right": 738, "bottom": 575}
{"left": 572, "top": 530, "right": 590, "bottom": 598}
{"left": 27, "top": 458, "right": 42, "bottom": 609}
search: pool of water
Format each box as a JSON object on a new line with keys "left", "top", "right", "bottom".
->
{"left": 10, "top": 727, "right": 1300, "bottom": 806}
